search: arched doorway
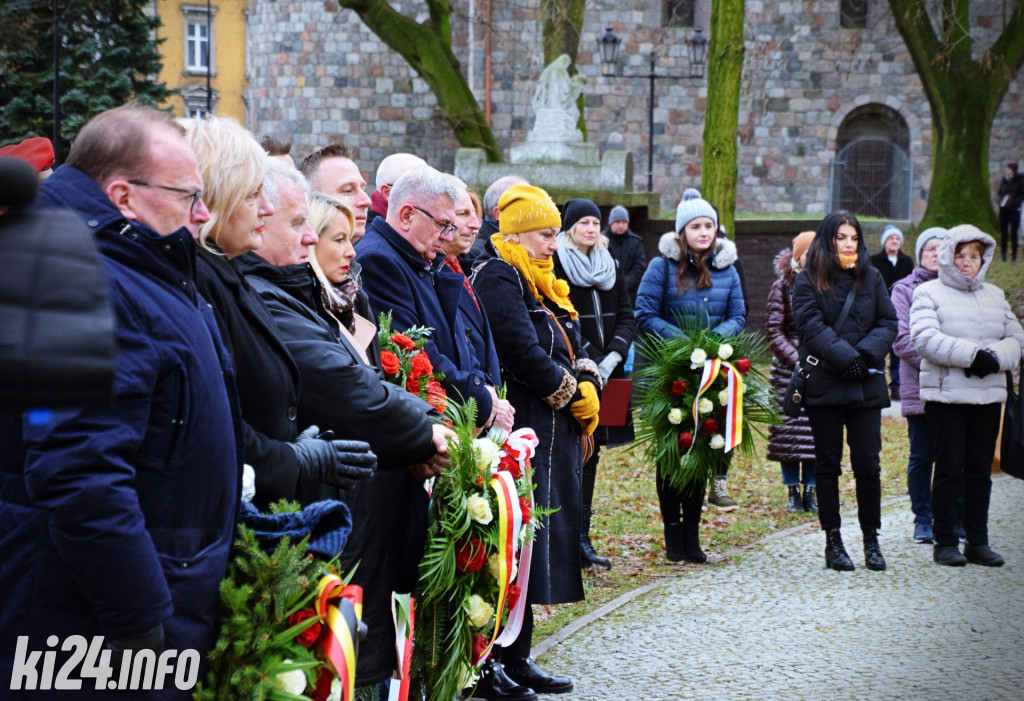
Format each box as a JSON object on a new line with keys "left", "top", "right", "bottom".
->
{"left": 829, "top": 105, "right": 912, "bottom": 220}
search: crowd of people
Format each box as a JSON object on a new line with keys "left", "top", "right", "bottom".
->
{"left": 1, "top": 105, "right": 1021, "bottom": 701}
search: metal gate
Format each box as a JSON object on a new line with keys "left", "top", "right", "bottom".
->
{"left": 829, "top": 138, "right": 912, "bottom": 220}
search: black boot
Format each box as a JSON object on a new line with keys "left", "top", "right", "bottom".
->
{"left": 786, "top": 485, "right": 802, "bottom": 513}
{"left": 472, "top": 659, "right": 538, "bottom": 701}
{"left": 664, "top": 522, "right": 686, "bottom": 562}
{"left": 802, "top": 484, "right": 818, "bottom": 513}
{"left": 580, "top": 508, "right": 611, "bottom": 570}
{"left": 824, "top": 529, "right": 855, "bottom": 571}
{"left": 682, "top": 528, "right": 708, "bottom": 563}
{"left": 863, "top": 531, "right": 887, "bottom": 571}
{"left": 503, "top": 657, "right": 573, "bottom": 695}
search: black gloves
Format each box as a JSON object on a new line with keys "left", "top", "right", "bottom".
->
{"left": 965, "top": 349, "right": 1000, "bottom": 378}
{"left": 289, "top": 425, "right": 376, "bottom": 489}
{"left": 841, "top": 357, "right": 868, "bottom": 381}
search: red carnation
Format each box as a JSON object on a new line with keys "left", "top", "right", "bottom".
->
{"left": 426, "top": 380, "right": 447, "bottom": 413}
{"left": 735, "top": 358, "right": 751, "bottom": 374}
{"left": 288, "top": 609, "right": 323, "bottom": 648}
{"left": 677, "top": 432, "right": 694, "bottom": 451}
{"left": 701, "top": 418, "right": 718, "bottom": 435}
{"left": 455, "top": 537, "right": 488, "bottom": 572}
{"left": 410, "top": 351, "right": 433, "bottom": 379}
{"left": 391, "top": 333, "right": 415, "bottom": 351}
{"left": 406, "top": 377, "right": 421, "bottom": 395}
{"left": 519, "top": 497, "right": 532, "bottom": 524}
{"left": 471, "top": 633, "right": 489, "bottom": 664}
{"left": 380, "top": 350, "right": 400, "bottom": 376}
{"left": 310, "top": 668, "right": 334, "bottom": 701}
{"left": 506, "top": 584, "right": 522, "bottom": 610}
{"left": 498, "top": 454, "right": 522, "bottom": 480}
{"left": 671, "top": 380, "right": 687, "bottom": 395}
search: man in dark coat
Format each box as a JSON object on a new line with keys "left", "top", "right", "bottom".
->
{"left": 997, "top": 162, "right": 1024, "bottom": 262}
{"left": 357, "top": 165, "right": 514, "bottom": 432}
{"left": 0, "top": 105, "right": 241, "bottom": 699}
{"left": 297, "top": 143, "right": 374, "bottom": 242}
{"left": 870, "top": 224, "right": 914, "bottom": 399}
{"left": 602, "top": 204, "right": 647, "bottom": 305}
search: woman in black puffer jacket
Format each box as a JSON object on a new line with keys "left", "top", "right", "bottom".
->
{"left": 793, "top": 211, "right": 897, "bottom": 573}
{"left": 765, "top": 232, "right": 817, "bottom": 513}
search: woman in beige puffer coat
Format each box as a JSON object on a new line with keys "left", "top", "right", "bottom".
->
{"left": 910, "top": 224, "right": 1024, "bottom": 568}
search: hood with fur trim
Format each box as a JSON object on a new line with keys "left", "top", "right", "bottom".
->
{"left": 773, "top": 248, "right": 798, "bottom": 286}
{"left": 658, "top": 231, "right": 738, "bottom": 270}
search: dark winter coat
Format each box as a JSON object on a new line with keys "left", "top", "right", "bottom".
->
{"left": 634, "top": 233, "right": 746, "bottom": 341}
{"left": 603, "top": 226, "right": 646, "bottom": 304}
{"left": 196, "top": 249, "right": 305, "bottom": 509}
{"left": 357, "top": 217, "right": 495, "bottom": 424}
{"left": 436, "top": 256, "right": 503, "bottom": 395}
{"left": 0, "top": 166, "right": 241, "bottom": 699}
{"left": 764, "top": 250, "right": 816, "bottom": 462}
{"left": 998, "top": 172, "right": 1024, "bottom": 211}
{"left": 238, "top": 253, "right": 437, "bottom": 686}
{"left": 472, "top": 257, "right": 594, "bottom": 605}
{"left": 869, "top": 249, "right": 914, "bottom": 291}
{"left": 890, "top": 266, "right": 937, "bottom": 416}
{"left": 792, "top": 264, "right": 898, "bottom": 409}
{"left": 553, "top": 252, "right": 636, "bottom": 445}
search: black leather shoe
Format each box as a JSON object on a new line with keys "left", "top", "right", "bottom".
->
{"left": 504, "top": 657, "right": 573, "bottom": 695}
{"left": 863, "top": 532, "right": 886, "bottom": 571}
{"left": 933, "top": 544, "right": 967, "bottom": 567}
{"left": 786, "top": 485, "right": 802, "bottom": 513}
{"left": 824, "top": 529, "right": 855, "bottom": 571}
{"left": 472, "top": 659, "right": 538, "bottom": 701}
{"left": 964, "top": 543, "right": 1005, "bottom": 567}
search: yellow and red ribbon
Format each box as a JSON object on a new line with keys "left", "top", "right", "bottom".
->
{"left": 315, "top": 575, "right": 363, "bottom": 701}
{"left": 693, "top": 359, "right": 745, "bottom": 452}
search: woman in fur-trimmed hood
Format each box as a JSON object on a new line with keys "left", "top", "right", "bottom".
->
{"left": 634, "top": 190, "right": 746, "bottom": 564}
{"left": 910, "top": 224, "right": 1024, "bottom": 567}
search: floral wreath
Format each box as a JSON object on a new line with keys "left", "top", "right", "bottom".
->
{"left": 377, "top": 311, "right": 447, "bottom": 414}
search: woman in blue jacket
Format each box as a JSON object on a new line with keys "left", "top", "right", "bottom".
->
{"left": 635, "top": 193, "right": 746, "bottom": 563}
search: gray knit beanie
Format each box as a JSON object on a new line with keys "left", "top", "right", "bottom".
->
{"left": 914, "top": 227, "right": 947, "bottom": 265}
{"left": 675, "top": 189, "right": 718, "bottom": 233}
{"left": 880, "top": 225, "right": 904, "bottom": 250}
{"left": 609, "top": 205, "right": 629, "bottom": 224}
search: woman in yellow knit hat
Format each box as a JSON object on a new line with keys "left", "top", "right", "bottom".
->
{"left": 470, "top": 184, "right": 599, "bottom": 700}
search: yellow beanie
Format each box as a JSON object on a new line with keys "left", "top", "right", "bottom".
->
{"left": 498, "top": 185, "right": 561, "bottom": 235}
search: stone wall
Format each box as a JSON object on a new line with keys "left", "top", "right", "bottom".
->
{"left": 246, "top": 0, "right": 1023, "bottom": 222}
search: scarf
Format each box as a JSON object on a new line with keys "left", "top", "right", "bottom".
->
{"left": 837, "top": 252, "right": 858, "bottom": 270}
{"left": 555, "top": 232, "right": 617, "bottom": 291}
{"left": 491, "top": 234, "right": 577, "bottom": 319}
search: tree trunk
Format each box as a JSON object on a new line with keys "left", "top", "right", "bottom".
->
{"left": 889, "top": 0, "right": 1024, "bottom": 232}
{"left": 339, "top": 0, "right": 503, "bottom": 162}
{"left": 702, "top": 0, "right": 745, "bottom": 237}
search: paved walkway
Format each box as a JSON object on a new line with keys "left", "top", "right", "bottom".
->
{"left": 534, "top": 475, "right": 1024, "bottom": 700}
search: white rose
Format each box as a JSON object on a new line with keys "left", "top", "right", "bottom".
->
{"left": 457, "top": 662, "right": 481, "bottom": 690}
{"left": 488, "top": 554, "right": 502, "bottom": 581}
{"left": 275, "top": 666, "right": 307, "bottom": 695}
{"left": 698, "top": 398, "right": 713, "bottom": 415}
{"left": 718, "top": 389, "right": 730, "bottom": 406}
{"left": 717, "top": 343, "right": 734, "bottom": 360}
{"left": 327, "top": 678, "right": 342, "bottom": 701}
{"left": 467, "top": 494, "right": 494, "bottom": 524}
{"left": 709, "top": 434, "right": 726, "bottom": 450}
{"left": 689, "top": 348, "right": 707, "bottom": 367}
{"left": 667, "top": 408, "right": 684, "bottom": 425}
{"left": 464, "top": 594, "right": 494, "bottom": 628}
{"left": 473, "top": 438, "right": 501, "bottom": 475}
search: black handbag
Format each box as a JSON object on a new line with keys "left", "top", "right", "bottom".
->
{"left": 999, "top": 365, "right": 1024, "bottom": 480}
{"left": 781, "top": 283, "right": 857, "bottom": 419}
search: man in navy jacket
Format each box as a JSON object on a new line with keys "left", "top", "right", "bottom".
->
{"left": 0, "top": 105, "right": 241, "bottom": 699}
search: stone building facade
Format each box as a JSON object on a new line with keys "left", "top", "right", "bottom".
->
{"left": 245, "top": 0, "right": 1023, "bottom": 222}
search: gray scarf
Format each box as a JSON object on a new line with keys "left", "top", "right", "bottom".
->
{"left": 556, "top": 232, "right": 617, "bottom": 291}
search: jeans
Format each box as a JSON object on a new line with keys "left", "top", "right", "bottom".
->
{"left": 780, "top": 460, "right": 815, "bottom": 486}
{"left": 905, "top": 414, "right": 933, "bottom": 524}
{"left": 925, "top": 401, "right": 1000, "bottom": 547}
{"left": 807, "top": 405, "right": 882, "bottom": 533}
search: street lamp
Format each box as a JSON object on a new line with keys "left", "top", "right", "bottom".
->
{"left": 596, "top": 27, "right": 709, "bottom": 192}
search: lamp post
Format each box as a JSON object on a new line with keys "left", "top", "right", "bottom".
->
{"left": 597, "top": 27, "right": 709, "bottom": 193}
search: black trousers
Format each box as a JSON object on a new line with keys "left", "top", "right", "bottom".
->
{"left": 806, "top": 405, "right": 882, "bottom": 533}
{"left": 924, "top": 401, "right": 1000, "bottom": 547}
{"left": 998, "top": 207, "right": 1020, "bottom": 261}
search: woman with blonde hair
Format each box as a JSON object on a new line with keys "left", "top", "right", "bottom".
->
{"left": 185, "top": 116, "right": 375, "bottom": 509}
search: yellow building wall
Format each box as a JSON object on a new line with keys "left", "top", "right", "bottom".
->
{"left": 154, "top": 0, "right": 249, "bottom": 124}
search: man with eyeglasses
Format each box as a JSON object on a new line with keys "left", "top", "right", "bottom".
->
{"left": 0, "top": 103, "right": 241, "bottom": 698}
{"left": 358, "top": 163, "right": 512, "bottom": 434}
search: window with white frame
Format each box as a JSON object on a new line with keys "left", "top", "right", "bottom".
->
{"left": 183, "top": 5, "right": 217, "bottom": 75}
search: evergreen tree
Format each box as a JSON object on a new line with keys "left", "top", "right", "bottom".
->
{"left": 0, "top": 0, "right": 173, "bottom": 159}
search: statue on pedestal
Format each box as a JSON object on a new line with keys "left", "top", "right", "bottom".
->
{"left": 529, "top": 54, "right": 585, "bottom": 143}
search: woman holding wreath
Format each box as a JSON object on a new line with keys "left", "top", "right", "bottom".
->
{"left": 472, "top": 185, "right": 600, "bottom": 700}
{"left": 634, "top": 192, "right": 746, "bottom": 564}
{"left": 792, "top": 211, "right": 897, "bottom": 572}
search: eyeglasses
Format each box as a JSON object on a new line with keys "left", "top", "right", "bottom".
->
{"left": 412, "top": 205, "right": 457, "bottom": 238}
{"left": 128, "top": 180, "right": 203, "bottom": 213}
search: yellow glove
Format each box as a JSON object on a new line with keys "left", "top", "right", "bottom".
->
{"left": 570, "top": 381, "right": 600, "bottom": 436}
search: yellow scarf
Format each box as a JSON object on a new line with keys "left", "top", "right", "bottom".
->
{"left": 491, "top": 234, "right": 578, "bottom": 319}
{"left": 837, "top": 252, "right": 858, "bottom": 269}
